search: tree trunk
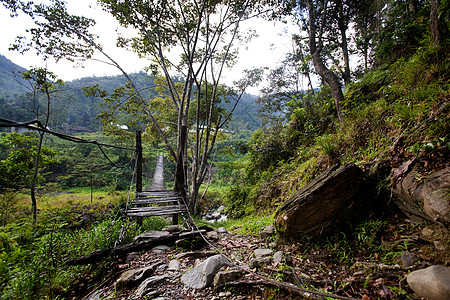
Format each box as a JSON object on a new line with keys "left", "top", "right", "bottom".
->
{"left": 31, "top": 131, "right": 44, "bottom": 224}
{"left": 174, "top": 125, "right": 188, "bottom": 220}
{"left": 336, "top": 0, "right": 351, "bottom": 85}
{"left": 430, "top": 0, "right": 440, "bottom": 47}
{"left": 306, "top": 0, "right": 344, "bottom": 121}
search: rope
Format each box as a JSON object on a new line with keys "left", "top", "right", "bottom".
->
{"left": 0, "top": 117, "right": 135, "bottom": 168}
{"left": 172, "top": 158, "right": 357, "bottom": 300}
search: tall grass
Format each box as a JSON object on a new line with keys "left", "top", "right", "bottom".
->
{"left": 0, "top": 189, "right": 167, "bottom": 299}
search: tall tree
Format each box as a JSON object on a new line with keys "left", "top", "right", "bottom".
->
{"left": 2, "top": 0, "right": 268, "bottom": 212}
{"left": 302, "top": 0, "right": 345, "bottom": 121}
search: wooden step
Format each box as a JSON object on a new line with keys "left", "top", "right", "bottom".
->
{"left": 134, "top": 195, "right": 180, "bottom": 201}
{"left": 127, "top": 205, "right": 187, "bottom": 217}
{"left": 137, "top": 190, "right": 177, "bottom": 196}
{"left": 132, "top": 198, "right": 180, "bottom": 205}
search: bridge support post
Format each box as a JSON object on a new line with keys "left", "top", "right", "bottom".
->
{"left": 136, "top": 130, "right": 143, "bottom": 226}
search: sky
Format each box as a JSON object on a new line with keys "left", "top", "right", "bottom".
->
{"left": 0, "top": 0, "right": 296, "bottom": 94}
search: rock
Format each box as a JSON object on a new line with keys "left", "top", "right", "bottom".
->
{"left": 206, "top": 231, "right": 219, "bottom": 239}
{"left": 422, "top": 227, "right": 434, "bottom": 236}
{"left": 273, "top": 251, "right": 290, "bottom": 265}
{"left": 152, "top": 245, "right": 171, "bottom": 254}
{"left": 400, "top": 252, "right": 419, "bottom": 268}
{"left": 116, "top": 265, "right": 156, "bottom": 289}
{"left": 249, "top": 257, "right": 272, "bottom": 269}
{"left": 217, "top": 205, "right": 226, "bottom": 213}
{"left": 433, "top": 241, "right": 446, "bottom": 251}
{"left": 211, "top": 212, "right": 221, "bottom": 219}
{"left": 168, "top": 259, "right": 181, "bottom": 271}
{"left": 260, "top": 225, "right": 274, "bottom": 239}
{"left": 181, "top": 254, "right": 234, "bottom": 289}
{"left": 134, "top": 230, "right": 170, "bottom": 241}
{"left": 134, "top": 274, "right": 171, "bottom": 298}
{"left": 254, "top": 248, "right": 273, "bottom": 258}
{"left": 162, "top": 224, "right": 186, "bottom": 233}
{"left": 213, "top": 269, "right": 245, "bottom": 287}
{"left": 392, "top": 165, "right": 450, "bottom": 227}
{"left": 407, "top": 265, "right": 450, "bottom": 300}
{"left": 216, "top": 227, "right": 228, "bottom": 233}
{"left": 125, "top": 252, "right": 140, "bottom": 263}
{"left": 275, "top": 163, "right": 370, "bottom": 240}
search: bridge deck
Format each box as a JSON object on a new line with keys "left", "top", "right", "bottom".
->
{"left": 126, "top": 154, "right": 188, "bottom": 220}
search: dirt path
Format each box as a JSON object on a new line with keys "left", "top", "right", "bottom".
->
{"left": 145, "top": 153, "right": 166, "bottom": 191}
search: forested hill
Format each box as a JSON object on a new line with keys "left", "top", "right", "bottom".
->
{"left": 0, "top": 55, "right": 28, "bottom": 96}
{"left": 0, "top": 58, "right": 260, "bottom": 133}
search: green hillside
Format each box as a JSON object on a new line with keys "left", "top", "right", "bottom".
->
{"left": 0, "top": 54, "right": 28, "bottom": 96}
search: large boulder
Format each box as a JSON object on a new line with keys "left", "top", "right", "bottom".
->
{"left": 392, "top": 163, "right": 449, "bottom": 227}
{"left": 181, "top": 254, "right": 233, "bottom": 289}
{"left": 407, "top": 265, "right": 450, "bottom": 300}
{"left": 274, "top": 163, "right": 370, "bottom": 240}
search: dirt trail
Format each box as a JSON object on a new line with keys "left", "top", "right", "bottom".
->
{"left": 145, "top": 153, "right": 166, "bottom": 191}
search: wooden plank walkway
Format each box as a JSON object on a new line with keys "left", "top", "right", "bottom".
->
{"left": 126, "top": 154, "right": 188, "bottom": 219}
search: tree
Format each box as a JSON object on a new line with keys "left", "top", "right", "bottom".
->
{"left": 257, "top": 34, "right": 314, "bottom": 125}
{"left": 21, "top": 67, "right": 63, "bottom": 223}
{"left": 0, "top": 132, "right": 57, "bottom": 218}
{"left": 2, "top": 0, "right": 270, "bottom": 212}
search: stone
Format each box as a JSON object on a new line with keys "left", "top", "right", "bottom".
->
{"left": 181, "top": 254, "right": 233, "bottom": 289}
{"left": 216, "top": 227, "right": 228, "bottom": 233}
{"left": 168, "top": 259, "right": 181, "bottom": 271}
{"left": 249, "top": 257, "right": 272, "bottom": 269}
{"left": 213, "top": 269, "right": 245, "bottom": 287}
{"left": 407, "top": 265, "right": 450, "bottom": 300}
{"left": 134, "top": 230, "right": 170, "bottom": 241}
{"left": 260, "top": 225, "right": 274, "bottom": 239}
{"left": 392, "top": 165, "right": 450, "bottom": 227}
{"left": 422, "top": 227, "right": 434, "bottom": 236}
{"left": 116, "top": 265, "right": 156, "bottom": 289}
{"left": 254, "top": 248, "right": 273, "bottom": 258}
{"left": 273, "top": 251, "right": 290, "bottom": 265}
{"left": 400, "top": 252, "right": 419, "bottom": 269}
{"left": 433, "top": 241, "right": 446, "bottom": 251}
{"left": 162, "top": 224, "right": 186, "bottom": 233}
{"left": 206, "top": 231, "right": 219, "bottom": 239}
{"left": 152, "top": 245, "right": 171, "bottom": 254}
{"left": 134, "top": 274, "right": 171, "bottom": 298}
{"left": 125, "top": 252, "right": 140, "bottom": 263}
{"left": 217, "top": 205, "right": 226, "bottom": 213}
{"left": 274, "top": 163, "right": 370, "bottom": 240}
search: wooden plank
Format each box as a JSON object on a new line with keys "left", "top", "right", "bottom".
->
{"left": 137, "top": 190, "right": 177, "bottom": 196}
{"left": 134, "top": 196, "right": 180, "bottom": 201}
{"left": 132, "top": 199, "right": 179, "bottom": 205}
{"left": 127, "top": 210, "right": 186, "bottom": 217}
{"left": 127, "top": 205, "right": 187, "bottom": 212}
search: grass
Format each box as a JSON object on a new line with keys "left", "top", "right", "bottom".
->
{"left": 13, "top": 187, "right": 128, "bottom": 210}
{"left": 0, "top": 187, "right": 167, "bottom": 299}
{"left": 213, "top": 212, "right": 274, "bottom": 236}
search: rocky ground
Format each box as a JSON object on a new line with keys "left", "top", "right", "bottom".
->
{"left": 78, "top": 214, "right": 449, "bottom": 300}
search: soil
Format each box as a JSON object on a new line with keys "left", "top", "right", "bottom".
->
{"left": 76, "top": 214, "right": 449, "bottom": 300}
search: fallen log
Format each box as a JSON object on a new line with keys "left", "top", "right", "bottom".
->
{"left": 66, "top": 227, "right": 212, "bottom": 266}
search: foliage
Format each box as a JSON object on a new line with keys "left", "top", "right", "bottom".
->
{"left": 0, "top": 132, "right": 57, "bottom": 191}
{"left": 215, "top": 213, "right": 274, "bottom": 237}
{"left": 0, "top": 192, "right": 167, "bottom": 299}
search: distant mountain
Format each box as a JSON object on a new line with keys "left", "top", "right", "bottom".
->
{"left": 0, "top": 55, "right": 261, "bottom": 133}
{"left": 0, "top": 54, "right": 29, "bottom": 96}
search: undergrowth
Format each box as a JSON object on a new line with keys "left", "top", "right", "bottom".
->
{"left": 0, "top": 191, "right": 168, "bottom": 299}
